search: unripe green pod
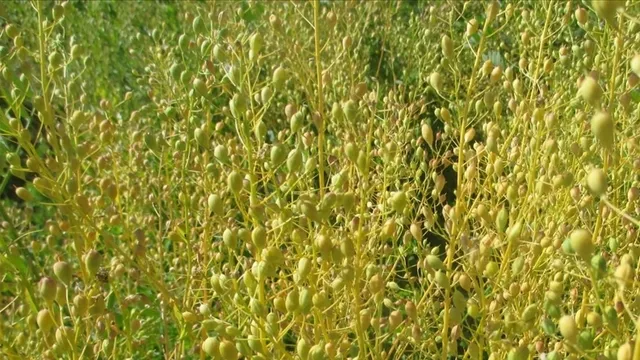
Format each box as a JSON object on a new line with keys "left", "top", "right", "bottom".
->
{"left": 297, "top": 257, "right": 312, "bottom": 282}
{"left": 309, "top": 344, "right": 327, "bottom": 360}
{"left": 522, "top": 304, "right": 538, "bottom": 322}
{"left": 342, "top": 100, "right": 357, "bottom": 122}
{"left": 208, "top": 194, "right": 224, "bottom": 216}
{"left": 631, "top": 55, "right": 640, "bottom": 77}
{"left": 441, "top": 35, "right": 454, "bottom": 59}
{"left": 592, "top": 0, "right": 623, "bottom": 25}
{"left": 5, "top": 24, "right": 20, "bottom": 38}
{"left": 37, "top": 309, "right": 54, "bottom": 332}
{"left": 250, "top": 32, "right": 263, "bottom": 54}
{"left": 578, "top": 76, "right": 602, "bottom": 105}
{"left": 297, "top": 338, "right": 311, "bottom": 360}
{"left": 430, "top": 72, "right": 443, "bottom": 93}
{"left": 617, "top": 342, "right": 632, "bottom": 360}
{"left": 53, "top": 261, "right": 72, "bottom": 285}
{"left": 272, "top": 66, "right": 286, "bottom": 91}
{"left": 271, "top": 144, "right": 287, "bottom": 167}
{"left": 214, "top": 144, "right": 230, "bottom": 163}
{"left": 507, "top": 345, "right": 529, "bottom": 360}
{"left": 251, "top": 226, "right": 267, "bottom": 250}
{"left": 193, "top": 78, "right": 207, "bottom": 97}
{"left": 49, "top": 51, "right": 63, "bottom": 68}
{"left": 16, "top": 187, "right": 33, "bottom": 202}
{"left": 587, "top": 168, "right": 607, "bottom": 196}
{"left": 287, "top": 148, "right": 303, "bottom": 173}
{"left": 84, "top": 249, "right": 101, "bottom": 278}
{"left": 39, "top": 277, "right": 57, "bottom": 303}
{"left": 299, "top": 287, "right": 313, "bottom": 314}
{"left": 194, "top": 128, "right": 209, "bottom": 148}
{"left": 223, "top": 228, "right": 237, "bottom": 249}
{"left": 192, "top": 15, "right": 206, "bottom": 34}
{"left": 590, "top": 111, "right": 614, "bottom": 149}
{"left": 425, "top": 254, "right": 444, "bottom": 270}
{"left": 578, "top": 330, "right": 594, "bottom": 350}
{"left": 434, "top": 271, "right": 450, "bottom": 289}
{"left": 570, "top": 229, "right": 593, "bottom": 260}
{"left": 496, "top": 207, "right": 508, "bottom": 233}
{"left": 227, "top": 171, "right": 243, "bottom": 194}
{"left": 219, "top": 339, "right": 237, "bottom": 360}
{"left": 312, "top": 290, "right": 328, "bottom": 309}
{"left": 389, "top": 191, "right": 407, "bottom": 213}
{"left": 559, "top": 315, "right": 578, "bottom": 342}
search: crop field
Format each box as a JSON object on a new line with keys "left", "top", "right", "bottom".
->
{"left": 1, "top": 0, "right": 640, "bottom": 359}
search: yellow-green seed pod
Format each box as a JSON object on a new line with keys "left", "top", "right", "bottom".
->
{"left": 53, "top": 261, "right": 72, "bottom": 285}
{"left": 202, "top": 337, "right": 220, "bottom": 357}
{"left": 218, "top": 339, "right": 237, "bottom": 360}
{"left": 578, "top": 76, "right": 602, "bottom": 105}
{"left": 285, "top": 288, "right": 299, "bottom": 313}
{"left": 631, "top": 55, "right": 640, "bottom": 77}
{"left": 590, "top": 111, "right": 613, "bottom": 149}
{"left": 39, "top": 277, "right": 57, "bottom": 303}
{"left": 193, "top": 78, "right": 207, "bottom": 97}
{"left": 223, "top": 228, "right": 237, "bottom": 249}
{"left": 441, "top": 35, "right": 454, "bottom": 59}
{"left": 389, "top": 191, "right": 407, "bottom": 213}
{"left": 592, "top": 0, "right": 623, "bottom": 25}
{"left": 287, "top": 148, "right": 303, "bottom": 173}
{"left": 16, "top": 187, "right": 33, "bottom": 201}
{"left": 272, "top": 66, "right": 286, "bottom": 91}
{"left": 37, "top": 309, "right": 54, "bottom": 332}
{"left": 227, "top": 171, "right": 243, "bottom": 194}
{"left": 252, "top": 226, "right": 267, "bottom": 250}
{"left": 208, "top": 194, "right": 224, "bottom": 216}
{"left": 271, "top": 144, "right": 287, "bottom": 167}
{"left": 343, "top": 100, "right": 357, "bottom": 122}
{"left": 73, "top": 294, "right": 88, "bottom": 315}
{"left": 559, "top": 315, "right": 578, "bottom": 342}
{"left": 84, "top": 249, "right": 101, "bottom": 278}
{"left": 587, "top": 168, "right": 607, "bottom": 196}
{"left": 430, "top": 72, "right": 443, "bottom": 93}
{"left": 570, "top": 229, "right": 593, "bottom": 260}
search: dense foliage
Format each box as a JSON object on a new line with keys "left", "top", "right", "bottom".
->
{"left": 1, "top": 1, "right": 640, "bottom": 359}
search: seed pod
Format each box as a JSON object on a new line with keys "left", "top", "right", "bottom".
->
{"left": 297, "top": 257, "right": 312, "bottom": 282}
{"left": 251, "top": 226, "right": 267, "bottom": 250}
{"left": 272, "top": 66, "right": 286, "bottom": 91}
{"left": 578, "top": 76, "right": 602, "bottom": 105}
{"left": 430, "top": 72, "right": 443, "bottom": 93}
{"left": 208, "top": 194, "right": 224, "bottom": 216}
{"left": 592, "top": 0, "right": 623, "bottom": 25}
{"left": 53, "top": 261, "right": 72, "bottom": 285}
{"left": 522, "top": 304, "right": 538, "bottom": 322}
{"left": 570, "top": 229, "right": 593, "bottom": 260}
{"left": 37, "top": 309, "right": 54, "bottom": 332}
{"left": 286, "top": 288, "right": 299, "bottom": 314}
{"left": 389, "top": 191, "right": 407, "bottom": 213}
{"left": 16, "top": 187, "right": 33, "bottom": 202}
{"left": 587, "top": 168, "right": 607, "bottom": 196}
{"left": 271, "top": 144, "right": 287, "bottom": 167}
{"left": 421, "top": 124, "right": 434, "bottom": 147}
{"left": 388, "top": 310, "right": 402, "bottom": 330}
{"left": 297, "top": 338, "right": 311, "bottom": 359}
{"left": 617, "top": 342, "right": 632, "bottom": 360}
{"left": 342, "top": 100, "right": 357, "bottom": 122}
{"left": 227, "top": 171, "right": 243, "bottom": 194}
{"left": 425, "top": 254, "right": 444, "bottom": 270}
{"left": 193, "top": 78, "right": 207, "bottom": 97}
{"left": 632, "top": 55, "right": 640, "bottom": 77}
{"left": 287, "top": 148, "right": 303, "bottom": 173}
{"left": 223, "top": 228, "right": 237, "bottom": 249}
{"left": 441, "top": 35, "right": 454, "bottom": 59}
{"left": 559, "top": 315, "right": 578, "bottom": 342}
{"left": 219, "top": 339, "right": 237, "bottom": 360}
{"left": 84, "top": 249, "right": 101, "bottom": 278}
{"left": 434, "top": 271, "right": 450, "bottom": 289}
{"left": 250, "top": 32, "right": 263, "bottom": 54}
{"left": 39, "top": 277, "right": 57, "bottom": 303}
{"left": 591, "top": 111, "right": 614, "bottom": 149}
